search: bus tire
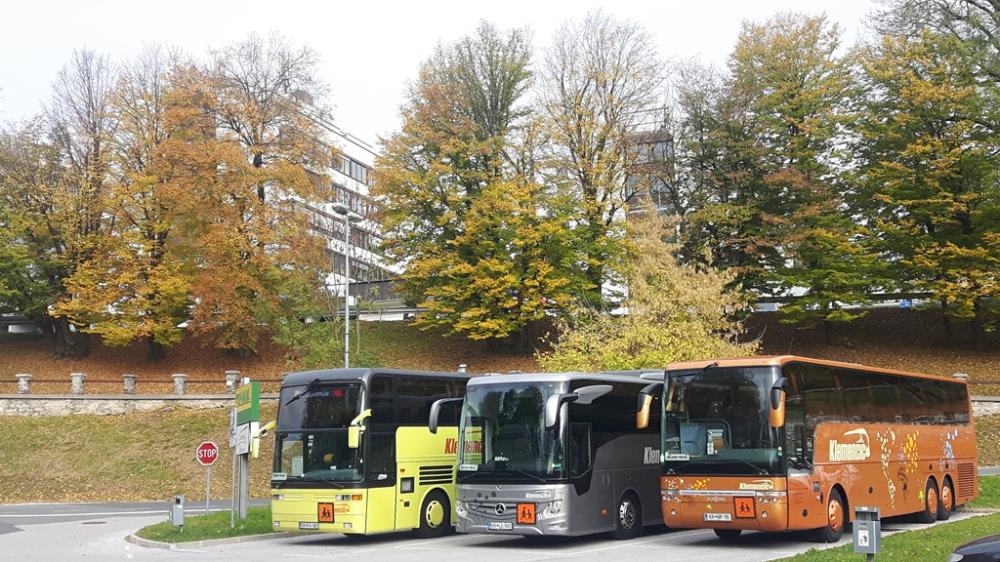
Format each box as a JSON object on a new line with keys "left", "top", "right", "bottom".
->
{"left": 416, "top": 490, "right": 451, "bottom": 539}
{"left": 938, "top": 478, "right": 955, "bottom": 521}
{"left": 714, "top": 529, "right": 742, "bottom": 540}
{"left": 814, "top": 488, "right": 846, "bottom": 543}
{"left": 612, "top": 492, "right": 643, "bottom": 540}
{"left": 916, "top": 479, "right": 939, "bottom": 524}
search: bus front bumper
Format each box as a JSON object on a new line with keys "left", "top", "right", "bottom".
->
{"left": 456, "top": 484, "right": 574, "bottom": 536}
{"left": 661, "top": 477, "right": 788, "bottom": 532}
{"left": 270, "top": 488, "right": 368, "bottom": 534}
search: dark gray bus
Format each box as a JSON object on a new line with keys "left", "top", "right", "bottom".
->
{"left": 430, "top": 372, "right": 662, "bottom": 538}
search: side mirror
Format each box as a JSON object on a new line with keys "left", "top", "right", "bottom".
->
{"left": 347, "top": 408, "right": 372, "bottom": 449}
{"left": 545, "top": 393, "right": 578, "bottom": 428}
{"left": 428, "top": 397, "right": 464, "bottom": 434}
{"left": 636, "top": 382, "right": 663, "bottom": 430}
{"left": 769, "top": 378, "right": 788, "bottom": 429}
{"left": 544, "top": 385, "right": 612, "bottom": 428}
{"left": 574, "top": 384, "right": 612, "bottom": 405}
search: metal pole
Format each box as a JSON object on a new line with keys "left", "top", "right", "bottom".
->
{"left": 238, "top": 453, "right": 249, "bottom": 519}
{"left": 206, "top": 465, "right": 211, "bottom": 515}
{"left": 343, "top": 212, "right": 350, "bottom": 369}
{"left": 231, "top": 427, "right": 237, "bottom": 528}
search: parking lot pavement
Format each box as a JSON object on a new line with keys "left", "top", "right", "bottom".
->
{"left": 0, "top": 505, "right": 986, "bottom": 562}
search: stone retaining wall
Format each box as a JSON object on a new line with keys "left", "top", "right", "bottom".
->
{"left": 0, "top": 394, "right": 997, "bottom": 418}
{"left": 0, "top": 394, "right": 278, "bottom": 417}
{"left": 975, "top": 396, "right": 1000, "bottom": 417}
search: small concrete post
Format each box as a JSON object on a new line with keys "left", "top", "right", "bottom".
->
{"left": 16, "top": 373, "right": 32, "bottom": 395}
{"left": 225, "top": 371, "right": 240, "bottom": 394}
{"left": 70, "top": 372, "right": 86, "bottom": 395}
{"left": 458, "top": 363, "right": 468, "bottom": 374}
{"left": 122, "top": 374, "right": 138, "bottom": 395}
{"left": 172, "top": 373, "right": 188, "bottom": 395}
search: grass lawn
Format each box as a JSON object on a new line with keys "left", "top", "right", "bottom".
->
{"left": 136, "top": 505, "right": 273, "bottom": 543}
{"left": 777, "top": 512, "right": 1000, "bottom": 561}
{"left": 0, "top": 405, "right": 276, "bottom": 503}
{"left": 970, "top": 476, "right": 1000, "bottom": 508}
{"left": 779, "top": 477, "right": 1000, "bottom": 561}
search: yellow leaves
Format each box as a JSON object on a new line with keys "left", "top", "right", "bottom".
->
{"left": 540, "top": 207, "right": 757, "bottom": 372}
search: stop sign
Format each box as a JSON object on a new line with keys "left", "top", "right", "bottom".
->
{"left": 196, "top": 441, "right": 219, "bottom": 466}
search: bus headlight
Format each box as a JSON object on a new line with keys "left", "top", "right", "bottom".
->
{"left": 539, "top": 500, "right": 563, "bottom": 520}
{"left": 456, "top": 501, "right": 467, "bottom": 518}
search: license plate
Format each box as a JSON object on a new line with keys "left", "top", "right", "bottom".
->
{"left": 487, "top": 521, "right": 513, "bottom": 530}
{"left": 298, "top": 522, "right": 320, "bottom": 530}
{"left": 704, "top": 513, "right": 732, "bottom": 522}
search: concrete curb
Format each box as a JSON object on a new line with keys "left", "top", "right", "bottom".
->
{"left": 125, "top": 531, "right": 293, "bottom": 549}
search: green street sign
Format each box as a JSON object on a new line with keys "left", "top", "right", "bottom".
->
{"left": 235, "top": 382, "right": 260, "bottom": 425}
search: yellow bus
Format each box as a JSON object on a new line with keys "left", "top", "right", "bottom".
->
{"left": 270, "top": 368, "right": 469, "bottom": 537}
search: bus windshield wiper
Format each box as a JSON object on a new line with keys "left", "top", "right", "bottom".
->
{"left": 283, "top": 378, "right": 321, "bottom": 406}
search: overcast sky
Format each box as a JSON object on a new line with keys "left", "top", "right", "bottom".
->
{"left": 0, "top": 0, "right": 881, "bottom": 147}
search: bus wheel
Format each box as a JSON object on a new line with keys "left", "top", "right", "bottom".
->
{"left": 612, "top": 493, "right": 643, "bottom": 540}
{"left": 938, "top": 479, "right": 955, "bottom": 521}
{"left": 916, "top": 479, "right": 939, "bottom": 524}
{"left": 714, "top": 529, "right": 742, "bottom": 541}
{"left": 814, "top": 489, "right": 846, "bottom": 543}
{"left": 416, "top": 490, "right": 451, "bottom": 539}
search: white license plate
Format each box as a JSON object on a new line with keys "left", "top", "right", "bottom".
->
{"left": 487, "top": 521, "right": 513, "bottom": 530}
{"left": 704, "top": 513, "right": 732, "bottom": 522}
{"left": 298, "top": 522, "right": 320, "bottom": 530}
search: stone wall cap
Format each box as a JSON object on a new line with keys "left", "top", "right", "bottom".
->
{"left": 0, "top": 393, "right": 279, "bottom": 401}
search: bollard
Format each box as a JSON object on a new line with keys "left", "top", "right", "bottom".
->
{"left": 225, "top": 371, "right": 240, "bottom": 394}
{"left": 122, "top": 374, "right": 138, "bottom": 395}
{"left": 458, "top": 363, "right": 468, "bottom": 374}
{"left": 172, "top": 373, "right": 188, "bottom": 395}
{"left": 70, "top": 372, "right": 86, "bottom": 395}
{"left": 16, "top": 373, "right": 32, "bottom": 395}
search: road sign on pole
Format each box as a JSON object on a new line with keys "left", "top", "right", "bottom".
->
{"left": 196, "top": 442, "right": 218, "bottom": 515}
{"left": 197, "top": 442, "right": 220, "bottom": 466}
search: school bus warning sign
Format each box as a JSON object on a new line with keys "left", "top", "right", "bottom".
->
{"left": 318, "top": 502, "right": 335, "bottom": 523}
{"left": 734, "top": 497, "right": 756, "bottom": 518}
{"left": 516, "top": 503, "right": 536, "bottom": 524}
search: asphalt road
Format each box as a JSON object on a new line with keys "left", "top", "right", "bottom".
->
{"left": 0, "top": 500, "right": 989, "bottom": 562}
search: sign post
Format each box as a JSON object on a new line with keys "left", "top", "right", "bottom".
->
{"left": 196, "top": 441, "right": 219, "bottom": 515}
{"left": 233, "top": 380, "right": 260, "bottom": 521}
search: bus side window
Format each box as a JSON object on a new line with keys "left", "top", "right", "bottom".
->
{"left": 368, "top": 427, "right": 396, "bottom": 481}
{"left": 369, "top": 375, "right": 394, "bottom": 423}
{"left": 568, "top": 422, "right": 592, "bottom": 477}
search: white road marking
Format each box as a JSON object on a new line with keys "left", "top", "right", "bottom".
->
{"left": 0, "top": 508, "right": 229, "bottom": 518}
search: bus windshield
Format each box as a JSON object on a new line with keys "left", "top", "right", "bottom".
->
{"left": 457, "top": 382, "right": 566, "bottom": 482}
{"left": 274, "top": 383, "right": 364, "bottom": 483}
{"left": 662, "top": 366, "right": 783, "bottom": 475}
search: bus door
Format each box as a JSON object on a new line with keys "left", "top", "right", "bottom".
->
{"left": 365, "top": 424, "right": 397, "bottom": 533}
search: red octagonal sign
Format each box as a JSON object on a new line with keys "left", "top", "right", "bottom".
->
{"left": 196, "top": 441, "right": 219, "bottom": 466}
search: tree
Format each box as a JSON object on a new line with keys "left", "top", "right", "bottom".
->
{"left": 188, "top": 33, "right": 331, "bottom": 354}
{"left": 538, "top": 205, "right": 757, "bottom": 371}
{"left": 539, "top": 11, "right": 665, "bottom": 304}
{"left": 0, "top": 120, "right": 75, "bottom": 355}
{"left": 678, "top": 14, "right": 871, "bottom": 332}
{"left": 51, "top": 48, "right": 195, "bottom": 361}
{"left": 375, "top": 22, "right": 581, "bottom": 347}
{"left": 856, "top": 30, "right": 1000, "bottom": 343}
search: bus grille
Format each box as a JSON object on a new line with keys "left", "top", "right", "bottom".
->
{"left": 419, "top": 465, "right": 454, "bottom": 485}
{"left": 957, "top": 463, "right": 976, "bottom": 497}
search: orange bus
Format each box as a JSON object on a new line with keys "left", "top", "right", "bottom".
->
{"left": 636, "top": 356, "right": 978, "bottom": 542}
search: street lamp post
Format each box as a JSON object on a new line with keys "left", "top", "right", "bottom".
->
{"left": 331, "top": 203, "right": 363, "bottom": 368}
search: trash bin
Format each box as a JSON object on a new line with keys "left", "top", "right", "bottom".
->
{"left": 169, "top": 495, "right": 185, "bottom": 528}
